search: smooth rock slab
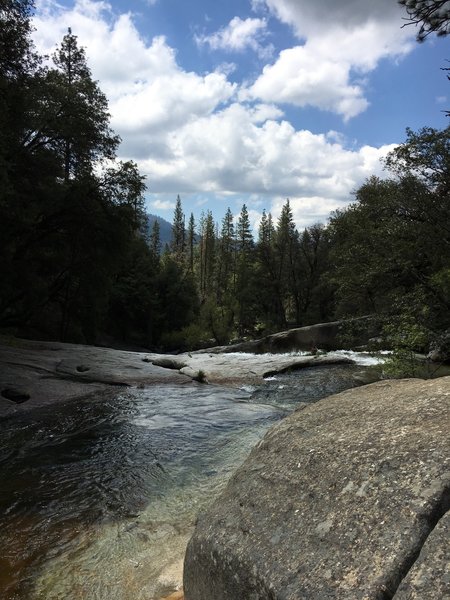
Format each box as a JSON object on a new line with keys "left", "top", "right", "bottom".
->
{"left": 184, "top": 377, "right": 450, "bottom": 600}
{"left": 160, "top": 352, "right": 353, "bottom": 384}
{"left": 0, "top": 340, "right": 189, "bottom": 415}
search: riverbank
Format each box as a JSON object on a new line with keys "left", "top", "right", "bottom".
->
{"left": 0, "top": 337, "right": 357, "bottom": 417}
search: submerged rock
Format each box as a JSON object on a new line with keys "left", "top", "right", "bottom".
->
{"left": 183, "top": 376, "right": 450, "bottom": 599}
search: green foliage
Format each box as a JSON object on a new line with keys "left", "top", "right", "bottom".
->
{"left": 171, "top": 194, "right": 186, "bottom": 261}
{"left": 2, "top": 4, "right": 449, "bottom": 357}
{"left": 382, "top": 314, "right": 431, "bottom": 378}
{"left": 0, "top": 7, "right": 198, "bottom": 348}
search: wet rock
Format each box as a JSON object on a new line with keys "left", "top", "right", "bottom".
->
{"left": 1, "top": 387, "right": 30, "bottom": 403}
{"left": 184, "top": 377, "right": 450, "bottom": 600}
{"left": 76, "top": 364, "right": 90, "bottom": 372}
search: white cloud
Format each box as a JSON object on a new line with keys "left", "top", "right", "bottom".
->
{"left": 195, "top": 16, "right": 273, "bottom": 59}
{"left": 246, "top": 0, "right": 414, "bottom": 120}
{"left": 152, "top": 199, "right": 175, "bottom": 211}
{"left": 259, "top": 0, "right": 407, "bottom": 38}
{"left": 32, "top": 0, "right": 398, "bottom": 230}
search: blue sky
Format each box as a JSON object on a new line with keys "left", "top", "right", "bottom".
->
{"left": 33, "top": 0, "right": 449, "bottom": 229}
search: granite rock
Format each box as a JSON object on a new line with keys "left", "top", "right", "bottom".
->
{"left": 184, "top": 377, "right": 450, "bottom": 600}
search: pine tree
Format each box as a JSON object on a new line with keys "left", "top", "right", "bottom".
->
{"left": 199, "top": 210, "right": 216, "bottom": 299}
{"left": 171, "top": 194, "right": 186, "bottom": 261}
{"left": 150, "top": 219, "right": 161, "bottom": 258}
{"left": 34, "top": 28, "right": 120, "bottom": 181}
{"left": 235, "top": 204, "right": 256, "bottom": 335}
{"left": 187, "top": 212, "right": 196, "bottom": 273}
{"left": 274, "top": 199, "right": 301, "bottom": 326}
{"left": 256, "top": 210, "right": 280, "bottom": 330}
{"left": 217, "top": 207, "right": 235, "bottom": 299}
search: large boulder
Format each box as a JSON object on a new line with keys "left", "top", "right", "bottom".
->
{"left": 184, "top": 377, "right": 450, "bottom": 599}
{"left": 0, "top": 339, "right": 189, "bottom": 416}
{"left": 196, "top": 317, "right": 378, "bottom": 355}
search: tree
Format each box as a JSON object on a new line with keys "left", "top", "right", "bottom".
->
{"left": 297, "top": 224, "right": 333, "bottom": 324}
{"left": 217, "top": 207, "right": 235, "bottom": 299}
{"left": 274, "top": 199, "right": 301, "bottom": 326}
{"left": 327, "top": 125, "right": 450, "bottom": 354}
{"left": 187, "top": 212, "right": 196, "bottom": 273}
{"left": 24, "top": 28, "right": 119, "bottom": 181}
{"left": 171, "top": 194, "right": 186, "bottom": 261}
{"left": 255, "top": 210, "right": 280, "bottom": 330}
{"left": 399, "top": 0, "right": 450, "bottom": 41}
{"left": 235, "top": 204, "right": 256, "bottom": 335}
{"left": 150, "top": 219, "right": 161, "bottom": 258}
{"left": 198, "top": 210, "right": 216, "bottom": 299}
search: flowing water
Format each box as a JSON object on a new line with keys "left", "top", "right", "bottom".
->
{"left": 0, "top": 360, "right": 377, "bottom": 600}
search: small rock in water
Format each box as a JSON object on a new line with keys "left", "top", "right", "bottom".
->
{"left": 76, "top": 364, "right": 90, "bottom": 372}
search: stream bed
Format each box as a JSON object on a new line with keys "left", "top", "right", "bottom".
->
{"left": 0, "top": 361, "right": 376, "bottom": 599}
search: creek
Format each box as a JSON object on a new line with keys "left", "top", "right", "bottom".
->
{"left": 0, "top": 359, "right": 378, "bottom": 599}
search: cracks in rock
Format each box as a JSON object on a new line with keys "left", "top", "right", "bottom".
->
{"left": 377, "top": 484, "right": 450, "bottom": 600}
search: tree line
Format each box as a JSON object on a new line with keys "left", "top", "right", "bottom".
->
{"left": 0, "top": 0, "right": 198, "bottom": 347}
{"left": 159, "top": 127, "right": 450, "bottom": 353}
{"left": 1, "top": 0, "right": 449, "bottom": 354}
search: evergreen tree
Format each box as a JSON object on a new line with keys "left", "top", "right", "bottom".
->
{"left": 199, "top": 210, "right": 216, "bottom": 299}
{"left": 28, "top": 28, "right": 119, "bottom": 181}
{"left": 235, "top": 204, "right": 256, "bottom": 335}
{"left": 217, "top": 207, "right": 235, "bottom": 300}
{"left": 187, "top": 212, "right": 196, "bottom": 273}
{"left": 255, "top": 210, "right": 280, "bottom": 330}
{"left": 150, "top": 219, "right": 161, "bottom": 258}
{"left": 171, "top": 194, "right": 186, "bottom": 261}
{"left": 273, "top": 199, "right": 300, "bottom": 326}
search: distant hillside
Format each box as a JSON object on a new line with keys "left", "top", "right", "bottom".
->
{"left": 146, "top": 213, "right": 172, "bottom": 248}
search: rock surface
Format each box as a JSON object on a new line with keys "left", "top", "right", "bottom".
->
{"left": 393, "top": 511, "right": 450, "bottom": 599}
{"left": 0, "top": 339, "right": 190, "bottom": 416}
{"left": 0, "top": 338, "right": 354, "bottom": 416}
{"left": 183, "top": 376, "right": 450, "bottom": 600}
{"left": 155, "top": 352, "right": 353, "bottom": 385}
{"left": 195, "top": 317, "right": 376, "bottom": 355}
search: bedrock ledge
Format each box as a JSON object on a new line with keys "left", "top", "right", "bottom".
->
{"left": 183, "top": 377, "right": 450, "bottom": 600}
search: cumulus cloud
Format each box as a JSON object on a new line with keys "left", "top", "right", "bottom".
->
{"left": 32, "top": 0, "right": 398, "bottom": 230}
{"left": 256, "top": 0, "right": 407, "bottom": 38}
{"left": 195, "top": 16, "right": 273, "bottom": 59}
{"left": 151, "top": 199, "right": 175, "bottom": 211}
{"left": 248, "top": 0, "right": 414, "bottom": 120}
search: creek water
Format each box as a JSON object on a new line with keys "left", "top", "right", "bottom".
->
{"left": 0, "top": 360, "right": 376, "bottom": 600}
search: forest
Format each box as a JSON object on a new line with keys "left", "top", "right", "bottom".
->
{"left": 1, "top": 0, "right": 449, "bottom": 355}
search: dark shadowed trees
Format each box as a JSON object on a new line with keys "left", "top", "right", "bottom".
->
{"left": 399, "top": 0, "right": 450, "bottom": 41}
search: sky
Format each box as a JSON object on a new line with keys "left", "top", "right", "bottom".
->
{"left": 32, "top": 0, "right": 450, "bottom": 230}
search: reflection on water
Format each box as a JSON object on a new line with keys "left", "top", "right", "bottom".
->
{"left": 0, "top": 364, "right": 362, "bottom": 599}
